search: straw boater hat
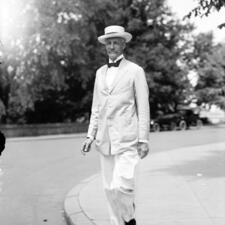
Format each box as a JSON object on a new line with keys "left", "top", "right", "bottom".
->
{"left": 98, "top": 25, "right": 132, "bottom": 44}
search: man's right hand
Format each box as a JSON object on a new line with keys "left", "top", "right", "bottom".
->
{"left": 81, "top": 138, "right": 93, "bottom": 155}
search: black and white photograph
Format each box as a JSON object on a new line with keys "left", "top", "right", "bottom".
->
{"left": 0, "top": 0, "right": 225, "bottom": 225}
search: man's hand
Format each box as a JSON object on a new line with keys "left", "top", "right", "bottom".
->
{"left": 81, "top": 138, "right": 93, "bottom": 156}
{"left": 137, "top": 142, "right": 149, "bottom": 159}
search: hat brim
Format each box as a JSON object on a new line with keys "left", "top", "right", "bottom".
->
{"left": 98, "top": 32, "right": 132, "bottom": 44}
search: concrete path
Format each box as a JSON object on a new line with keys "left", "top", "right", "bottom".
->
{"left": 0, "top": 134, "right": 100, "bottom": 225}
{"left": 1, "top": 126, "right": 225, "bottom": 225}
{"left": 64, "top": 142, "right": 225, "bottom": 225}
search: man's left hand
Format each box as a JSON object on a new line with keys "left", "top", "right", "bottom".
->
{"left": 137, "top": 142, "right": 149, "bottom": 159}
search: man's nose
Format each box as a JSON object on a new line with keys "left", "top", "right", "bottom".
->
{"left": 109, "top": 43, "right": 114, "bottom": 49}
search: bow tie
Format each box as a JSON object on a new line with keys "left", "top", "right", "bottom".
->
{"left": 107, "top": 58, "right": 122, "bottom": 68}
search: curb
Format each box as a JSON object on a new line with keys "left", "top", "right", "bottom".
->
{"left": 7, "top": 133, "right": 86, "bottom": 142}
{"left": 64, "top": 174, "right": 100, "bottom": 225}
{"left": 64, "top": 142, "right": 225, "bottom": 225}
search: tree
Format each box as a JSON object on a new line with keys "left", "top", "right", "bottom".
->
{"left": 186, "top": 0, "right": 225, "bottom": 28}
{"left": 1, "top": 0, "right": 194, "bottom": 123}
{"left": 112, "top": 0, "right": 193, "bottom": 115}
{"left": 57, "top": 0, "right": 194, "bottom": 116}
{"left": 186, "top": 32, "right": 225, "bottom": 109}
{"left": 1, "top": 0, "right": 87, "bottom": 123}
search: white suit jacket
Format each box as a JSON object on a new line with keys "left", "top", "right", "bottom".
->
{"left": 87, "top": 58, "right": 150, "bottom": 155}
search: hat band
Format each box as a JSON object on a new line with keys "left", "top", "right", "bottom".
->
{"left": 105, "top": 32, "right": 119, "bottom": 35}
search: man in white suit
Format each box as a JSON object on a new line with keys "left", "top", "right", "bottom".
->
{"left": 82, "top": 25, "right": 150, "bottom": 225}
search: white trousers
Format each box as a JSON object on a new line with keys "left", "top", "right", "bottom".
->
{"left": 100, "top": 150, "right": 140, "bottom": 225}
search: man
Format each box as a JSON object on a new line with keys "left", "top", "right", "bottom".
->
{"left": 82, "top": 25, "right": 150, "bottom": 225}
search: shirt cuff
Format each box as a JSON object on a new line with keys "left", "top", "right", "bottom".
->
{"left": 138, "top": 140, "right": 149, "bottom": 143}
{"left": 87, "top": 135, "right": 94, "bottom": 141}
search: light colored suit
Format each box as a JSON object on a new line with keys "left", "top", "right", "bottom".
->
{"left": 87, "top": 57, "right": 150, "bottom": 224}
{"left": 87, "top": 58, "right": 150, "bottom": 155}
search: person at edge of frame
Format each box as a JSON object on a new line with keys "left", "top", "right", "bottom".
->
{"left": 0, "top": 131, "right": 5, "bottom": 156}
{"left": 81, "top": 25, "right": 150, "bottom": 225}
{"left": 0, "top": 41, "right": 6, "bottom": 157}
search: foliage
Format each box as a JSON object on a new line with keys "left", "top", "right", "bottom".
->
{"left": 118, "top": 0, "right": 193, "bottom": 115}
{"left": 187, "top": 32, "right": 225, "bottom": 109}
{"left": 75, "top": 0, "right": 194, "bottom": 116}
{"left": 186, "top": 0, "right": 225, "bottom": 28}
{"left": 0, "top": 0, "right": 195, "bottom": 123}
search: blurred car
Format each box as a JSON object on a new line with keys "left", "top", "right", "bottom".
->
{"left": 150, "top": 108, "right": 203, "bottom": 132}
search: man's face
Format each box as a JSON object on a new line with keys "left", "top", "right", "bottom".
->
{"left": 105, "top": 37, "right": 126, "bottom": 61}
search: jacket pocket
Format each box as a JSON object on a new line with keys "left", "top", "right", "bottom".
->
{"left": 120, "top": 116, "right": 138, "bottom": 142}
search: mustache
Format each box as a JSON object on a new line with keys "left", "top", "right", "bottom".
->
{"left": 107, "top": 51, "right": 118, "bottom": 54}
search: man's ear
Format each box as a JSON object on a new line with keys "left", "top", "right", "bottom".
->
{"left": 122, "top": 40, "right": 126, "bottom": 50}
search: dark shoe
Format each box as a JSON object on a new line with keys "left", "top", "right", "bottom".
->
{"left": 125, "top": 219, "right": 136, "bottom": 225}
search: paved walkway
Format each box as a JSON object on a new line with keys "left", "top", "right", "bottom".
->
{"left": 64, "top": 142, "right": 225, "bottom": 225}
{"left": 0, "top": 133, "right": 99, "bottom": 225}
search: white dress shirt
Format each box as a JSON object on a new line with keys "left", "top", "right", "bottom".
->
{"left": 106, "top": 55, "right": 124, "bottom": 89}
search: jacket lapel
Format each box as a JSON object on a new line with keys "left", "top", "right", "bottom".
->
{"left": 100, "top": 65, "right": 108, "bottom": 92}
{"left": 109, "top": 58, "right": 128, "bottom": 94}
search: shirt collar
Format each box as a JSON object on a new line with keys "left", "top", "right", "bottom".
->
{"left": 109, "top": 54, "right": 124, "bottom": 63}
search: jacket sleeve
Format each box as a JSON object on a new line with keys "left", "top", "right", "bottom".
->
{"left": 134, "top": 66, "right": 150, "bottom": 142}
{"left": 87, "top": 73, "right": 99, "bottom": 139}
